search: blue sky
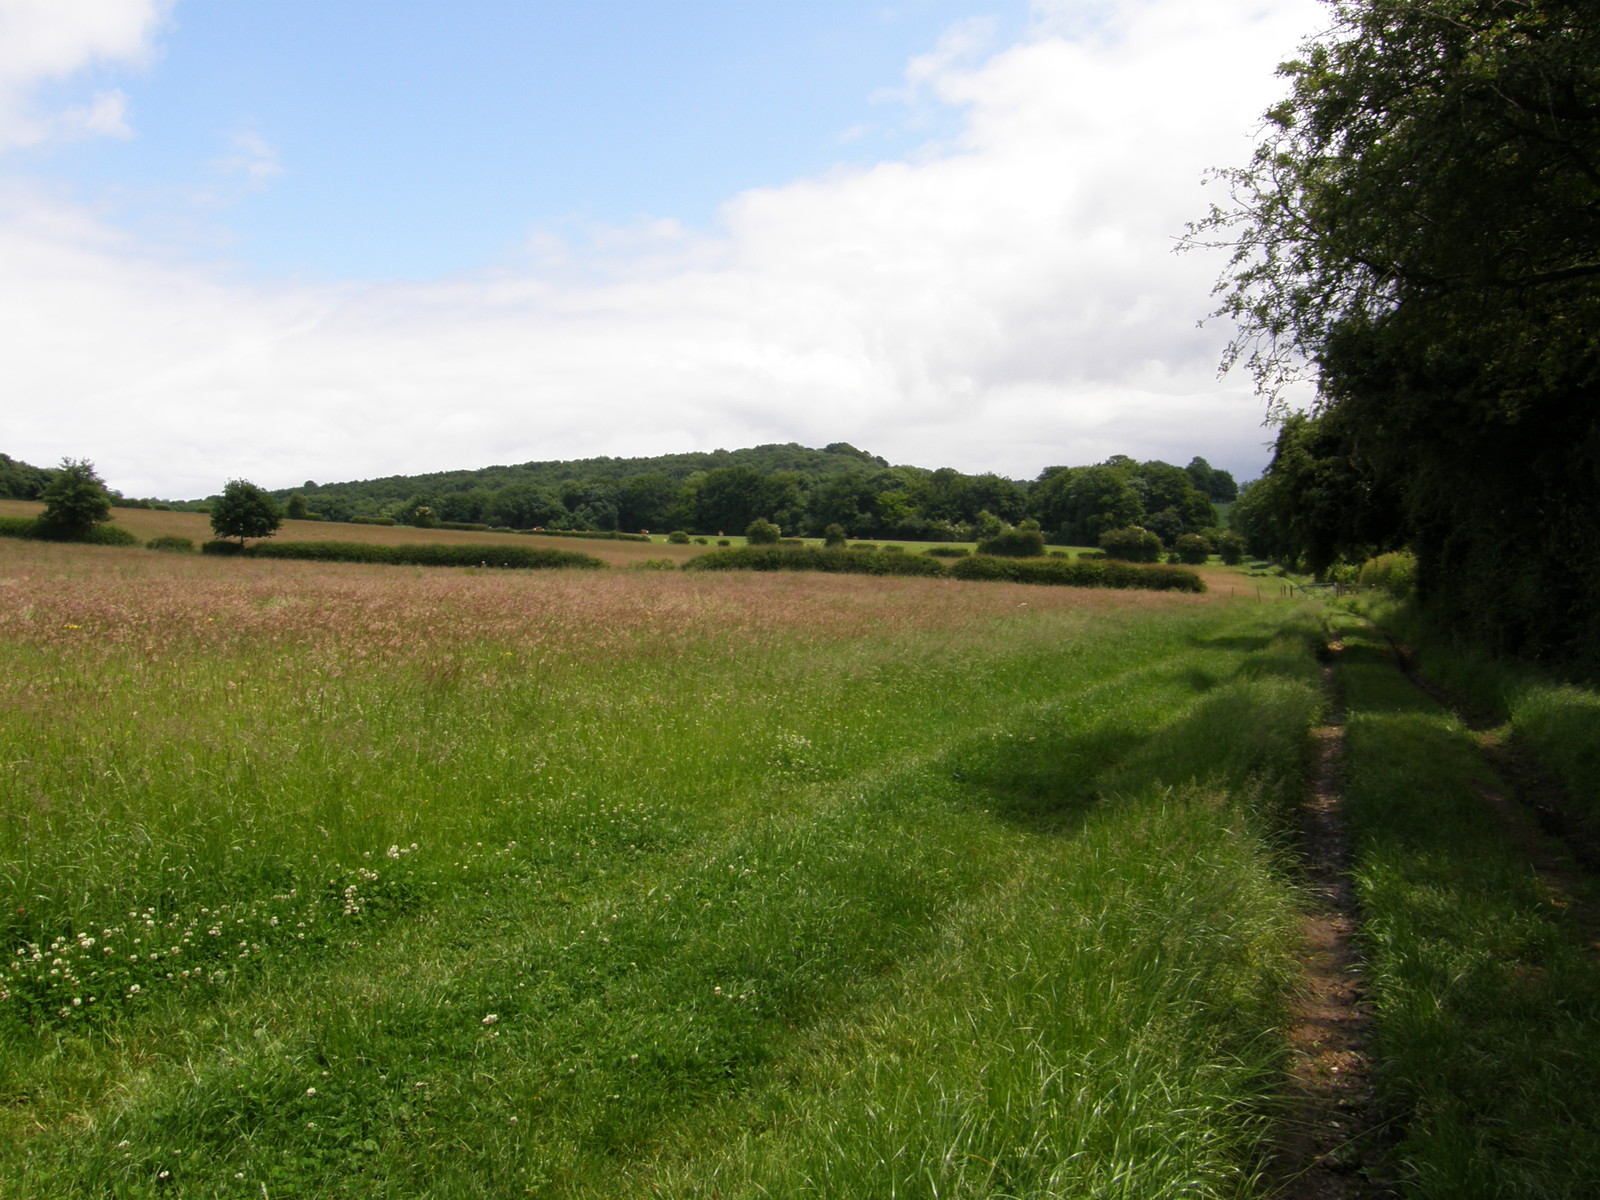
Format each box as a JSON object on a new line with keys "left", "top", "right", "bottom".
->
{"left": 0, "top": 0, "right": 1325, "bottom": 498}
{"left": 27, "top": 2, "right": 1031, "bottom": 279}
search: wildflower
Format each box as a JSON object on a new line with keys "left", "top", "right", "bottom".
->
{"left": 306, "top": 1087, "right": 317, "bottom": 1097}
{"left": 482, "top": 1013, "right": 498, "bottom": 1025}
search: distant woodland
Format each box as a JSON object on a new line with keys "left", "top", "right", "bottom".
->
{"left": 0, "top": 444, "right": 1238, "bottom": 546}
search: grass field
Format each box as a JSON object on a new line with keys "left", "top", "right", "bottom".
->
{"left": 1, "top": 534, "right": 1330, "bottom": 1198}
{"left": 9, "top": 531, "right": 1597, "bottom": 1197}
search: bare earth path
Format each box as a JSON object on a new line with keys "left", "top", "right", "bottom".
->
{"left": 1263, "top": 644, "right": 1395, "bottom": 1200}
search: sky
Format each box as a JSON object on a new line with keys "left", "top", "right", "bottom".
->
{"left": 0, "top": 0, "right": 1326, "bottom": 499}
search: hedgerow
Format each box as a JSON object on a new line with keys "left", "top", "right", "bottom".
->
{"left": 200, "top": 540, "right": 606, "bottom": 570}
{"left": 684, "top": 545, "right": 1204, "bottom": 592}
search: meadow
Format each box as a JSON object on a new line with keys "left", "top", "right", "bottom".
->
{"left": 8, "top": 527, "right": 1598, "bottom": 1198}
{"left": 1, "top": 532, "right": 1328, "bottom": 1198}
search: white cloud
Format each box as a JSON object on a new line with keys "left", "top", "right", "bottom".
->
{"left": 0, "top": 0, "right": 170, "bottom": 148}
{"left": 0, "top": 0, "right": 1323, "bottom": 498}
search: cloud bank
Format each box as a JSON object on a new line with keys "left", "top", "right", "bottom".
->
{"left": 0, "top": 0, "right": 1322, "bottom": 498}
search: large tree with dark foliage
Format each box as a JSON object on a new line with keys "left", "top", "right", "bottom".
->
{"left": 1192, "top": 0, "right": 1600, "bottom": 670}
{"left": 37, "top": 458, "right": 112, "bottom": 539}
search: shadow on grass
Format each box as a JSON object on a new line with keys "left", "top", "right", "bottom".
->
{"left": 950, "top": 724, "right": 1144, "bottom": 833}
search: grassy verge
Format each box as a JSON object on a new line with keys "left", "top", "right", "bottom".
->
{"left": 2, "top": 540, "right": 1325, "bottom": 1197}
{"left": 1328, "top": 612, "right": 1600, "bottom": 1198}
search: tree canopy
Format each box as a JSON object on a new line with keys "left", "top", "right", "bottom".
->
{"left": 210, "top": 479, "right": 283, "bottom": 545}
{"left": 1192, "top": 0, "right": 1600, "bottom": 670}
{"left": 37, "top": 458, "right": 112, "bottom": 539}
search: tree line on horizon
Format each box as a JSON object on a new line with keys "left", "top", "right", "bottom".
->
{"left": 2, "top": 443, "right": 1239, "bottom": 548}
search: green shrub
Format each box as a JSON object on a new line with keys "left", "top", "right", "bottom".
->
{"left": 77, "top": 524, "right": 139, "bottom": 546}
{"left": 976, "top": 527, "right": 1046, "bottom": 557}
{"left": 1214, "top": 532, "right": 1246, "bottom": 565}
{"left": 145, "top": 536, "right": 196, "bottom": 553}
{"left": 1078, "top": 549, "right": 1108, "bottom": 560}
{"left": 1358, "top": 550, "right": 1417, "bottom": 599}
{"left": 1048, "top": 550, "right": 1068, "bottom": 558}
{"left": 349, "top": 516, "right": 397, "bottom": 526}
{"left": 1174, "top": 533, "right": 1213, "bottom": 564}
{"left": 667, "top": 530, "right": 691, "bottom": 544}
{"left": 848, "top": 543, "right": 877, "bottom": 551}
{"left": 695, "top": 537, "right": 709, "bottom": 545}
{"left": 1099, "top": 526, "right": 1164, "bottom": 562}
{"left": 927, "top": 546, "right": 970, "bottom": 558}
{"left": 822, "top": 524, "right": 847, "bottom": 548}
{"left": 437, "top": 521, "right": 493, "bottom": 532}
{"left": 880, "top": 544, "right": 904, "bottom": 553}
{"left": 779, "top": 538, "right": 804, "bottom": 547}
{"left": 718, "top": 539, "right": 731, "bottom": 546}
{"left": 745, "top": 518, "right": 781, "bottom": 545}
{"left": 0, "top": 516, "right": 39, "bottom": 539}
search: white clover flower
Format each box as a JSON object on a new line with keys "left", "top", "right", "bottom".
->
{"left": 386, "top": 845, "right": 400, "bottom": 860}
{"left": 482, "top": 1013, "right": 499, "bottom": 1025}
{"left": 306, "top": 1087, "right": 317, "bottom": 1097}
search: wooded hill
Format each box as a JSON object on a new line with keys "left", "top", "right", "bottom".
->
{"left": 1, "top": 443, "right": 1238, "bottom": 546}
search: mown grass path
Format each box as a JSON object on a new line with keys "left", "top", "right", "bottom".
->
{"left": 1327, "top": 612, "right": 1600, "bottom": 1199}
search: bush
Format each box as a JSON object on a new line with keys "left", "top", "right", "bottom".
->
{"left": 146, "top": 535, "right": 196, "bottom": 553}
{"left": 667, "top": 530, "right": 691, "bottom": 544}
{"left": 848, "top": 543, "right": 877, "bottom": 551}
{"left": 350, "top": 516, "right": 397, "bottom": 526}
{"left": 822, "top": 524, "right": 847, "bottom": 548}
{"left": 745, "top": 518, "right": 781, "bottom": 545}
{"left": 880, "top": 544, "right": 904, "bottom": 553}
{"left": 437, "top": 521, "right": 493, "bottom": 532}
{"left": 927, "top": 546, "right": 970, "bottom": 558}
{"left": 1077, "top": 550, "right": 1108, "bottom": 561}
{"left": 0, "top": 516, "right": 38, "bottom": 540}
{"left": 695, "top": 538, "right": 709, "bottom": 545}
{"left": 1098, "top": 526, "right": 1164, "bottom": 563}
{"left": 976, "top": 526, "right": 1046, "bottom": 558}
{"left": 717, "top": 539, "right": 730, "bottom": 546}
{"left": 1214, "top": 532, "right": 1246, "bottom": 565}
{"left": 1358, "top": 550, "right": 1417, "bottom": 599}
{"left": 1174, "top": 533, "right": 1213, "bottom": 565}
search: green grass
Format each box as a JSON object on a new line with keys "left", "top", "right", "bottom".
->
{"left": 1328, "top": 614, "right": 1600, "bottom": 1198}
{"left": 0, "top": 546, "right": 1336, "bottom": 1196}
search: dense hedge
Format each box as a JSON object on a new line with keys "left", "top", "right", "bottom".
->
{"left": 683, "top": 546, "right": 947, "bottom": 577}
{"left": 513, "top": 528, "right": 653, "bottom": 543}
{"left": 684, "top": 544, "right": 1204, "bottom": 592}
{"left": 0, "top": 516, "right": 139, "bottom": 546}
{"left": 201, "top": 540, "right": 606, "bottom": 570}
{"left": 947, "top": 554, "right": 1205, "bottom": 592}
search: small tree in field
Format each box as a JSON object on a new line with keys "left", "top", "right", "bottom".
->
{"left": 744, "top": 518, "right": 781, "bottom": 545}
{"left": 822, "top": 523, "right": 847, "bottom": 547}
{"left": 211, "top": 479, "right": 282, "bottom": 546}
{"left": 37, "top": 458, "right": 113, "bottom": 539}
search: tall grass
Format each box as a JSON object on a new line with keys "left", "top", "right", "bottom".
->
{"left": 1, "top": 539, "right": 1327, "bottom": 1198}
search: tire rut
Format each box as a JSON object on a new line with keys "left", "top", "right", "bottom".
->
{"left": 1262, "top": 643, "right": 1395, "bottom": 1200}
